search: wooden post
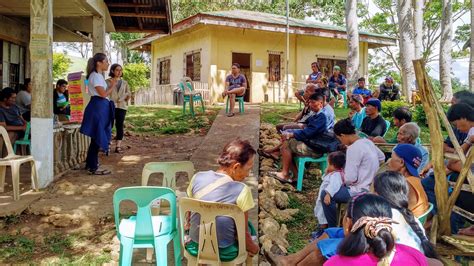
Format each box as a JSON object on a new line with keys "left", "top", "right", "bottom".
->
{"left": 30, "top": 0, "right": 54, "bottom": 187}
{"left": 92, "top": 16, "right": 105, "bottom": 55}
{"left": 413, "top": 59, "right": 451, "bottom": 235}
{"left": 447, "top": 148, "right": 474, "bottom": 210}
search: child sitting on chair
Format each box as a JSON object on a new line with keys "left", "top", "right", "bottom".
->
{"left": 312, "top": 151, "right": 346, "bottom": 240}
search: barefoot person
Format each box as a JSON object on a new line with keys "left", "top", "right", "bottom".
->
{"left": 80, "top": 53, "right": 116, "bottom": 175}
{"left": 223, "top": 63, "right": 246, "bottom": 117}
{"left": 107, "top": 64, "right": 131, "bottom": 154}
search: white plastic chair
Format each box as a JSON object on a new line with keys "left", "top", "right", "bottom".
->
{"left": 141, "top": 161, "right": 195, "bottom": 189}
{"left": 179, "top": 197, "right": 252, "bottom": 265}
{"left": 0, "top": 126, "right": 39, "bottom": 201}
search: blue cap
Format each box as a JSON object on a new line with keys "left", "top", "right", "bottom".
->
{"left": 366, "top": 98, "right": 382, "bottom": 112}
{"left": 393, "top": 144, "right": 422, "bottom": 177}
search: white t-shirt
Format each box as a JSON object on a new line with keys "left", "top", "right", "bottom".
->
{"left": 345, "top": 138, "right": 385, "bottom": 195}
{"left": 464, "top": 127, "right": 474, "bottom": 144}
{"left": 392, "top": 208, "right": 425, "bottom": 254}
{"left": 87, "top": 71, "right": 108, "bottom": 97}
{"left": 314, "top": 171, "right": 344, "bottom": 224}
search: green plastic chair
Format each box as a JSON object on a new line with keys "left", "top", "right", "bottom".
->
{"left": 225, "top": 95, "right": 245, "bottom": 114}
{"left": 13, "top": 122, "right": 31, "bottom": 154}
{"left": 293, "top": 154, "right": 328, "bottom": 191}
{"left": 335, "top": 90, "right": 347, "bottom": 108}
{"left": 113, "top": 186, "right": 181, "bottom": 266}
{"left": 179, "top": 79, "right": 205, "bottom": 117}
{"left": 417, "top": 203, "right": 434, "bottom": 225}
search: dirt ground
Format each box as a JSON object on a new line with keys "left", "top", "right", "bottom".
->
{"left": 0, "top": 133, "right": 204, "bottom": 264}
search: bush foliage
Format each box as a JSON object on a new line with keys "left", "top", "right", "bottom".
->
{"left": 122, "top": 63, "right": 150, "bottom": 93}
{"left": 52, "top": 53, "right": 72, "bottom": 80}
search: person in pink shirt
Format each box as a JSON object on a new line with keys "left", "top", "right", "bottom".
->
{"left": 324, "top": 194, "right": 428, "bottom": 266}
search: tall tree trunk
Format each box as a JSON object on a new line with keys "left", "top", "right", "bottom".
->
{"left": 440, "top": 0, "right": 453, "bottom": 101}
{"left": 397, "top": 0, "right": 416, "bottom": 102}
{"left": 470, "top": 1, "right": 474, "bottom": 91}
{"left": 413, "top": 0, "right": 423, "bottom": 59}
{"left": 345, "top": 0, "right": 359, "bottom": 90}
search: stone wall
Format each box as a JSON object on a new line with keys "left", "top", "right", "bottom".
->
{"left": 53, "top": 124, "right": 90, "bottom": 177}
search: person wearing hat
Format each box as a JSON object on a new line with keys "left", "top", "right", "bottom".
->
{"left": 348, "top": 94, "right": 366, "bottom": 130}
{"left": 375, "top": 76, "right": 400, "bottom": 101}
{"left": 387, "top": 144, "right": 430, "bottom": 217}
{"left": 360, "top": 98, "right": 387, "bottom": 137}
{"left": 351, "top": 77, "right": 372, "bottom": 104}
{"left": 328, "top": 65, "right": 346, "bottom": 102}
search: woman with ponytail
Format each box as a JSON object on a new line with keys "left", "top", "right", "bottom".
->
{"left": 374, "top": 171, "right": 440, "bottom": 260}
{"left": 80, "top": 53, "right": 116, "bottom": 175}
{"left": 326, "top": 194, "right": 428, "bottom": 265}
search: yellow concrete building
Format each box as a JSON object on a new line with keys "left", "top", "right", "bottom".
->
{"left": 133, "top": 10, "right": 395, "bottom": 104}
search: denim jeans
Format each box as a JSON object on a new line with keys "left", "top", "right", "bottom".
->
{"left": 85, "top": 139, "right": 100, "bottom": 171}
{"left": 321, "top": 186, "right": 351, "bottom": 227}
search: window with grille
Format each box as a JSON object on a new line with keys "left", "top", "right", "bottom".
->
{"left": 268, "top": 53, "right": 281, "bottom": 82}
{"left": 185, "top": 51, "right": 201, "bottom": 81}
{"left": 157, "top": 58, "right": 171, "bottom": 85}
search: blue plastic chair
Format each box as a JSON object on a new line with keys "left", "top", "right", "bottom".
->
{"left": 383, "top": 120, "right": 391, "bottom": 137}
{"left": 225, "top": 95, "right": 245, "bottom": 114}
{"left": 293, "top": 154, "right": 328, "bottom": 191}
{"left": 13, "top": 122, "right": 31, "bottom": 154}
{"left": 417, "top": 203, "right": 434, "bottom": 225}
{"left": 179, "top": 80, "right": 205, "bottom": 117}
{"left": 113, "top": 186, "right": 181, "bottom": 266}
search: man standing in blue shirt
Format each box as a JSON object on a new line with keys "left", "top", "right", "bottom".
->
{"left": 352, "top": 77, "right": 372, "bottom": 104}
{"left": 270, "top": 93, "right": 328, "bottom": 183}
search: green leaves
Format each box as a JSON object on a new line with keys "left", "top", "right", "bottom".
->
{"left": 52, "top": 53, "right": 72, "bottom": 80}
{"left": 122, "top": 63, "right": 150, "bottom": 93}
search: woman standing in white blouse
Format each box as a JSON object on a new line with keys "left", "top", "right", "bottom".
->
{"left": 80, "top": 53, "right": 116, "bottom": 175}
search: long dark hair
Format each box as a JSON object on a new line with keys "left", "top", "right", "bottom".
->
{"left": 373, "top": 171, "right": 439, "bottom": 259}
{"left": 86, "top": 53, "right": 107, "bottom": 79}
{"left": 337, "top": 194, "right": 395, "bottom": 259}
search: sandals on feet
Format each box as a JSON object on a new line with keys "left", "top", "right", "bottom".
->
{"left": 89, "top": 169, "right": 111, "bottom": 175}
{"left": 268, "top": 171, "right": 293, "bottom": 184}
{"left": 226, "top": 112, "right": 235, "bottom": 117}
{"left": 115, "top": 147, "right": 124, "bottom": 154}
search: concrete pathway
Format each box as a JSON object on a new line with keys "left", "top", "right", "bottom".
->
{"left": 190, "top": 104, "right": 261, "bottom": 263}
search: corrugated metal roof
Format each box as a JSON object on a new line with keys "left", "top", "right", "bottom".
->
{"left": 200, "top": 10, "right": 392, "bottom": 40}
{"left": 105, "top": 0, "right": 172, "bottom": 33}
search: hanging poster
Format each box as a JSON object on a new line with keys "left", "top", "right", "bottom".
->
{"left": 67, "top": 72, "right": 84, "bottom": 123}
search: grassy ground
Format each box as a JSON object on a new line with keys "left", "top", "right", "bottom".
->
{"left": 124, "top": 105, "right": 221, "bottom": 135}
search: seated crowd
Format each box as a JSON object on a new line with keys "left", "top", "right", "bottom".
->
{"left": 0, "top": 79, "right": 72, "bottom": 154}
{"left": 255, "top": 78, "right": 474, "bottom": 264}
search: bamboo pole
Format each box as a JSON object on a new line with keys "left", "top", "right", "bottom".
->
{"left": 447, "top": 147, "right": 474, "bottom": 210}
{"left": 413, "top": 59, "right": 451, "bottom": 235}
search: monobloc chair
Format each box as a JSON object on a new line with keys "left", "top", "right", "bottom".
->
{"left": 178, "top": 197, "right": 252, "bottom": 265}
{"left": 0, "top": 126, "right": 39, "bottom": 201}
{"left": 113, "top": 186, "right": 181, "bottom": 266}
{"left": 179, "top": 77, "right": 205, "bottom": 117}
{"left": 141, "top": 161, "right": 195, "bottom": 189}
{"left": 225, "top": 95, "right": 245, "bottom": 114}
{"left": 13, "top": 122, "right": 31, "bottom": 154}
{"left": 417, "top": 203, "right": 434, "bottom": 225}
{"left": 293, "top": 154, "right": 328, "bottom": 191}
{"left": 141, "top": 161, "right": 195, "bottom": 261}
